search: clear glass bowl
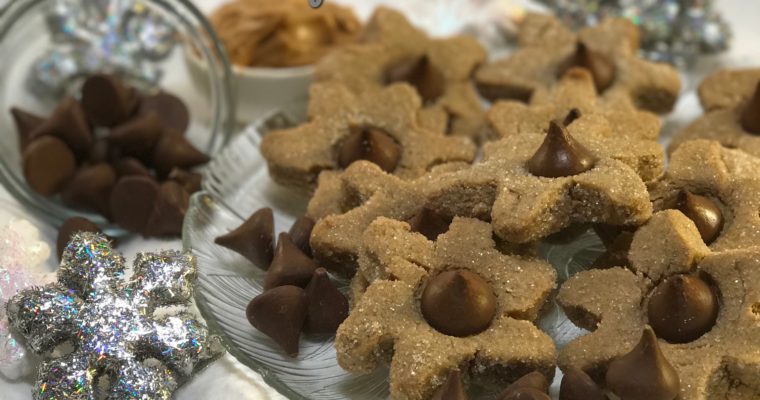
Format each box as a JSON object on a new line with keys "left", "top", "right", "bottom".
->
{"left": 0, "top": 0, "right": 234, "bottom": 235}
{"left": 183, "top": 111, "right": 605, "bottom": 400}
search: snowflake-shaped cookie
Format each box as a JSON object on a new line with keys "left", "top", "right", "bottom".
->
{"left": 314, "top": 7, "right": 487, "bottom": 140}
{"left": 485, "top": 68, "right": 662, "bottom": 142}
{"left": 260, "top": 82, "right": 475, "bottom": 191}
{"left": 670, "top": 69, "right": 760, "bottom": 157}
{"left": 558, "top": 210, "right": 760, "bottom": 399}
{"left": 6, "top": 233, "right": 223, "bottom": 399}
{"left": 475, "top": 13, "right": 681, "bottom": 114}
{"left": 336, "top": 217, "right": 556, "bottom": 400}
{"left": 651, "top": 139, "right": 760, "bottom": 252}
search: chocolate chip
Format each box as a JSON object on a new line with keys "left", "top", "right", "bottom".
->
{"left": 152, "top": 131, "right": 210, "bottom": 178}
{"left": 499, "top": 388, "right": 551, "bottom": 400}
{"left": 677, "top": 192, "right": 724, "bottom": 245}
{"left": 246, "top": 285, "right": 307, "bottom": 357}
{"left": 385, "top": 55, "right": 445, "bottom": 103}
{"left": 501, "top": 371, "right": 550, "bottom": 395}
{"left": 168, "top": 168, "right": 203, "bottom": 194}
{"left": 113, "top": 157, "right": 152, "bottom": 178}
{"left": 81, "top": 74, "right": 138, "bottom": 127}
{"left": 10, "top": 107, "right": 44, "bottom": 151}
{"left": 57, "top": 217, "right": 101, "bottom": 260}
{"left": 559, "top": 367, "right": 606, "bottom": 400}
{"left": 557, "top": 41, "right": 616, "bottom": 93}
{"left": 406, "top": 208, "right": 452, "bottom": 241}
{"left": 288, "top": 216, "right": 315, "bottom": 257}
{"left": 647, "top": 274, "right": 719, "bottom": 343}
{"left": 421, "top": 270, "right": 497, "bottom": 337}
{"left": 606, "top": 327, "right": 680, "bottom": 400}
{"left": 337, "top": 126, "right": 401, "bottom": 173}
{"left": 527, "top": 120, "right": 596, "bottom": 178}
{"left": 138, "top": 92, "right": 190, "bottom": 134}
{"left": 22, "top": 136, "right": 76, "bottom": 196}
{"left": 215, "top": 207, "right": 275, "bottom": 270}
{"left": 740, "top": 80, "right": 760, "bottom": 134}
{"left": 108, "top": 112, "right": 163, "bottom": 159}
{"left": 61, "top": 163, "right": 117, "bottom": 217}
{"left": 31, "top": 96, "right": 92, "bottom": 158}
{"left": 431, "top": 370, "right": 468, "bottom": 400}
{"left": 264, "top": 233, "right": 319, "bottom": 290}
{"left": 109, "top": 175, "right": 160, "bottom": 234}
{"left": 303, "top": 268, "right": 349, "bottom": 334}
{"left": 143, "top": 181, "right": 190, "bottom": 237}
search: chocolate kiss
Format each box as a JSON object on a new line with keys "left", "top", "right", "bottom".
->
{"left": 337, "top": 126, "right": 401, "bottom": 173}
{"left": 647, "top": 274, "right": 719, "bottom": 343}
{"left": 264, "top": 233, "right": 319, "bottom": 290}
{"left": 303, "top": 268, "right": 349, "bottom": 334}
{"left": 431, "top": 370, "right": 468, "bottom": 400}
{"left": 215, "top": 207, "right": 275, "bottom": 270}
{"left": 168, "top": 168, "right": 203, "bottom": 194}
{"left": 108, "top": 112, "right": 163, "bottom": 159}
{"left": 143, "top": 181, "right": 191, "bottom": 237}
{"left": 152, "top": 131, "right": 210, "bottom": 178}
{"left": 22, "top": 136, "right": 76, "bottom": 196}
{"left": 605, "top": 327, "right": 680, "bottom": 400}
{"left": 81, "top": 74, "right": 138, "bottom": 127}
{"left": 109, "top": 175, "right": 161, "bottom": 234}
{"left": 527, "top": 120, "right": 596, "bottom": 178}
{"left": 497, "top": 371, "right": 550, "bottom": 400}
{"left": 31, "top": 96, "right": 92, "bottom": 158}
{"left": 406, "top": 208, "right": 452, "bottom": 241}
{"left": 246, "top": 285, "right": 307, "bottom": 357}
{"left": 740, "top": 81, "right": 760, "bottom": 134}
{"left": 557, "top": 41, "right": 616, "bottom": 92}
{"left": 421, "top": 270, "right": 497, "bottom": 337}
{"left": 10, "top": 107, "right": 44, "bottom": 150}
{"left": 57, "top": 217, "right": 101, "bottom": 260}
{"left": 499, "top": 388, "right": 551, "bottom": 400}
{"left": 289, "top": 216, "right": 316, "bottom": 257}
{"left": 678, "top": 192, "right": 724, "bottom": 245}
{"left": 559, "top": 367, "right": 606, "bottom": 400}
{"left": 114, "top": 158, "right": 152, "bottom": 178}
{"left": 138, "top": 92, "right": 190, "bottom": 134}
{"left": 61, "top": 163, "right": 117, "bottom": 217}
{"left": 385, "top": 55, "right": 446, "bottom": 103}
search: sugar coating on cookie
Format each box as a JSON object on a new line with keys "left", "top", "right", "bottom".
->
{"left": 259, "top": 83, "right": 475, "bottom": 191}
{"left": 652, "top": 140, "right": 760, "bottom": 252}
{"left": 475, "top": 13, "right": 681, "bottom": 114}
{"left": 486, "top": 68, "right": 662, "bottom": 142}
{"left": 335, "top": 217, "right": 556, "bottom": 400}
{"left": 314, "top": 7, "right": 487, "bottom": 140}
{"left": 671, "top": 69, "right": 760, "bottom": 157}
{"left": 558, "top": 210, "right": 760, "bottom": 399}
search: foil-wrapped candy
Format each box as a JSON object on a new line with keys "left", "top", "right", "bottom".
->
{"left": 6, "top": 232, "right": 224, "bottom": 399}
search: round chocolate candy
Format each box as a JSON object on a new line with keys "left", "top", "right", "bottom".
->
{"left": 421, "top": 270, "right": 497, "bottom": 337}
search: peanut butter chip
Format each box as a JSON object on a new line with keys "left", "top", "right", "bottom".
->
{"left": 337, "top": 126, "right": 401, "bottom": 173}
{"left": 526, "top": 119, "right": 596, "bottom": 178}
{"left": 421, "top": 270, "right": 497, "bottom": 337}
{"left": 677, "top": 192, "right": 724, "bottom": 245}
{"left": 647, "top": 274, "right": 719, "bottom": 343}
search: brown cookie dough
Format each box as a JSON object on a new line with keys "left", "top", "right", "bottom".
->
{"left": 475, "top": 13, "right": 681, "bottom": 114}
{"left": 558, "top": 210, "right": 760, "bottom": 399}
{"left": 335, "top": 217, "right": 556, "bottom": 400}
{"left": 260, "top": 82, "right": 476, "bottom": 191}
{"left": 651, "top": 140, "right": 760, "bottom": 252}
{"left": 485, "top": 68, "right": 662, "bottom": 142}
{"left": 671, "top": 69, "right": 760, "bottom": 157}
{"left": 314, "top": 7, "right": 487, "bottom": 140}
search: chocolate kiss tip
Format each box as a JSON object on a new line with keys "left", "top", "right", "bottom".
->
{"left": 647, "top": 274, "right": 718, "bottom": 343}
{"left": 246, "top": 285, "right": 307, "bottom": 358}
{"left": 606, "top": 327, "right": 680, "bottom": 400}
{"left": 678, "top": 191, "right": 724, "bottom": 245}
{"left": 10, "top": 107, "right": 44, "bottom": 149}
{"left": 559, "top": 367, "right": 605, "bottom": 400}
{"left": 431, "top": 370, "right": 468, "bottom": 400}
{"left": 575, "top": 41, "right": 616, "bottom": 93}
{"left": 563, "top": 108, "right": 582, "bottom": 127}
{"left": 527, "top": 120, "right": 596, "bottom": 178}
{"left": 215, "top": 207, "right": 274, "bottom": 270}
{"left": 740, "top": 80, "right": 760, "bottom": 134}
{"left": 264, "top": 233, "right": 319, "bottom": 290}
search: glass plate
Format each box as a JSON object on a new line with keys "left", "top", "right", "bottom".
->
{"left": 183, "top": 110, "right": 606, "bottom": 400}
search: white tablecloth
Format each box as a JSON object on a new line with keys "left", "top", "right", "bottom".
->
{"left": 1, "top": 0, "right": 758, "bottom": 399}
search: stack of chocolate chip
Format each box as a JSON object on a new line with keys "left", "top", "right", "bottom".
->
{"left": 11, "top": 74, "right": 208, "bottom": 236}
{"left": 215, "top": 207, "right": 349, "bottom": 357}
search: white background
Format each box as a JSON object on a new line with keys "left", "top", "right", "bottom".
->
{"left": 0, "top": 0, "right": 759, "bottom": 399}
